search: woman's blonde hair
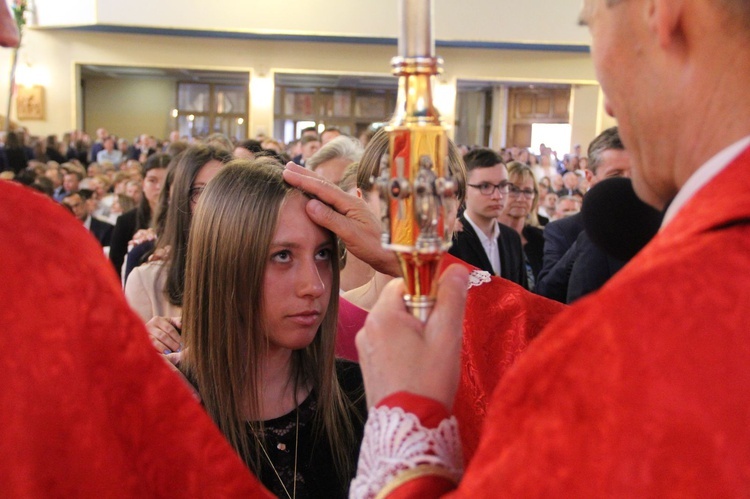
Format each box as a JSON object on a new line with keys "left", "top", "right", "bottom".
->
{"left": 181, "top": 158, "right": 358, "bottom": 484}
{"left": 506, "top": 161, "right": 541, "bottom": 228}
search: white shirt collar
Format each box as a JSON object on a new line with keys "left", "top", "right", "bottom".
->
{"left": 83, "top": 215, "right": 92, "bottom": 231}
{"left": 463, "top": 211, "right": 502, "bottom": 275}
{"left": 463, "top": 210, "right": 500, "bottom": 243}
{"left": 662, "top": 135, "right": 750, "bottom": 228}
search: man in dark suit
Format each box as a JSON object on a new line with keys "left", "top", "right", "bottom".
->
{"left": 449, "top": 148, "right": 528, "bottom": 288}
{"left": 62, "top": 191, "right": 114, "bottom": 247}
{"left": 536, "top": 126, "right": 631, "bottom": 302}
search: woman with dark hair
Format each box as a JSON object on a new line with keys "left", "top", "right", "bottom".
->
{"left": 180, "top": 159, "right": 365, "bottom": 498}
{"left": 121, "top": 155, "right": 179, "bottom": 283}
{"left": 59, "top": 132, "right": 76, "bottom": 161}
{"left": 109, "top": 153, "right": 170, "bottom": 278}
{"left": 2, "top": 132, "right": 28, "bottom": 175}
{"left": 125, "top": 145, "right": 231, "bottom": 321}
{"left": 45, "top": 135, "right": 66, "bottom": 163}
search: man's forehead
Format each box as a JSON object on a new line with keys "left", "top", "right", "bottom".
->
{"left": 469, "top": 164, "right": 507, "bottom": 180}
{"left": 599, "top": 149, "right": 631, "bottom": 169}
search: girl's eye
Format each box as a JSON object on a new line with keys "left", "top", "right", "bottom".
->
{"left": 272, "top": 250, "right": 291, "bottom": 263}
{"left": 315, "top": 247, "right": 333, "bottom": 261}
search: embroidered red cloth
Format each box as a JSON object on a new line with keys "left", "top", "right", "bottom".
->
{"left": 334, "top": 254, "right": 565, "bottom": 463}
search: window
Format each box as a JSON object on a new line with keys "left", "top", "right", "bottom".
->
{"left": 274, "top": 74, "right": 397, "bottom": 144}
{"left": 175, "top": 82, "right": 248, "bottom": 140}
{"left": 531, "top": 123, "right": 572, "bottom": 157}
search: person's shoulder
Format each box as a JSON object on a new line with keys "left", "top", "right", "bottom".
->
{"left": 523, "top": 225, "right": 544, "bottom": 242}
{"left": 118, "top": 207, "right": 138, "bottom": 222}
{"left": 91, "top": 216, "right": 114, "bottom": 229}
{"left": 114, "top": 208, "right": 138, "bottom": 228}
{"left": 453, "top": 213, "right": 478, "bottom": 241}
{"left": 498, "top": 222, "right": 523, "bottom": 244}
{"left": 546, "top": 212, "right": 583, "bottom": 233}
{"left": 131, "top": 259, "right": 167, "bottom": 278}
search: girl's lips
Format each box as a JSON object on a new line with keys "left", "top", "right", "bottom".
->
{"left": 286, "top": 311, "right": 321, "bottom": 327}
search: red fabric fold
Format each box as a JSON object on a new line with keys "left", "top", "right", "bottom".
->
{"left": 0, "top": 183, "right": 271, "bottom": 498}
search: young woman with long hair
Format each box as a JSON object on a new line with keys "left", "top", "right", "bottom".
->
{"left": 180, "top": 158, "right": 365, "bottom": 498}
{"left": 125, "top": 145, "right": 231, "bottom": 322}
{"left": 109, "top": 153, "right": 171, "bottom": 276}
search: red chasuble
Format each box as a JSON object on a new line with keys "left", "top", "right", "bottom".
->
{"left": 375, "top": 146, "right": 750, "bottom": 496}
{"left": 0, "top": 182, "right": 270, "bottom": 497}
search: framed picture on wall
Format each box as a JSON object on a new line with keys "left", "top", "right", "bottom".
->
{"left": 16, "top": 85, "right": 45, "bottom": 120}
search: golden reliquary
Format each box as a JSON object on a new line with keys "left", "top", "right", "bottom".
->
{"left": 375, "top": 0, "right": 457, "bottom": 322}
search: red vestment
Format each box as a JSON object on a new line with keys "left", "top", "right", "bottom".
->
{"left": 372, "top": 148, "right": 750, "bottom": 497}
{"left": 0, "top": 182, "right": 270, "bottom": 497}
{"left": 335, "top": 254, "right": 565, "bottom": 462}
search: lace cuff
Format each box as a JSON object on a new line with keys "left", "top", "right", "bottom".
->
{"left": 350, "top": 405, "right": 463, "bottom": 498}
{"left": 467, "top": 269, "right": 491, "bottom": 289}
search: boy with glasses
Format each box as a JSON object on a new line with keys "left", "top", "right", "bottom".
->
{"left": 448, "top": 148, "right": 528, "bottom": 288}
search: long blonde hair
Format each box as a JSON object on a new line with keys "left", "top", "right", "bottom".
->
{"left": 181, "top": 158, "right": 357, "bottom": 483}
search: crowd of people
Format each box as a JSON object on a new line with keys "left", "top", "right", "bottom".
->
{"left": 0, "top": 116, "right": 672, "bottom": 497}
{"left": 3, "top": 0, "right": 750, "bottom": 496}
{"left": 0, "top": 110, "right": 637, "bottom": 493}
{"left": 0, "top": 122, "right": 596, "bottom": 294}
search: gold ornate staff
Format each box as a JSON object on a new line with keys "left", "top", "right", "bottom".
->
{"left": 375, "top": 0, "right": 456, "bottom": 322}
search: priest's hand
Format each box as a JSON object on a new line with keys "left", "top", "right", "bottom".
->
{"left": 282, "top": 162, "right": 401, "bottom": 277}
{"left": 356, "top": 264, "right": 469, "bottom": 410}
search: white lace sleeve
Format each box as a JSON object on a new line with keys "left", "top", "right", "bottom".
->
{"left": 349, "top": 405, "right": 463, "bottom": 499}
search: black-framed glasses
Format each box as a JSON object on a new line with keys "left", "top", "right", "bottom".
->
{"left": 189, "top": 185, "right": 206, "bottom": 204}
{"left": 507, "top": 184, "right": 537, "bottom": 199}
{"left": 468, "top": 181, "right": 510, "bottom": 196}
